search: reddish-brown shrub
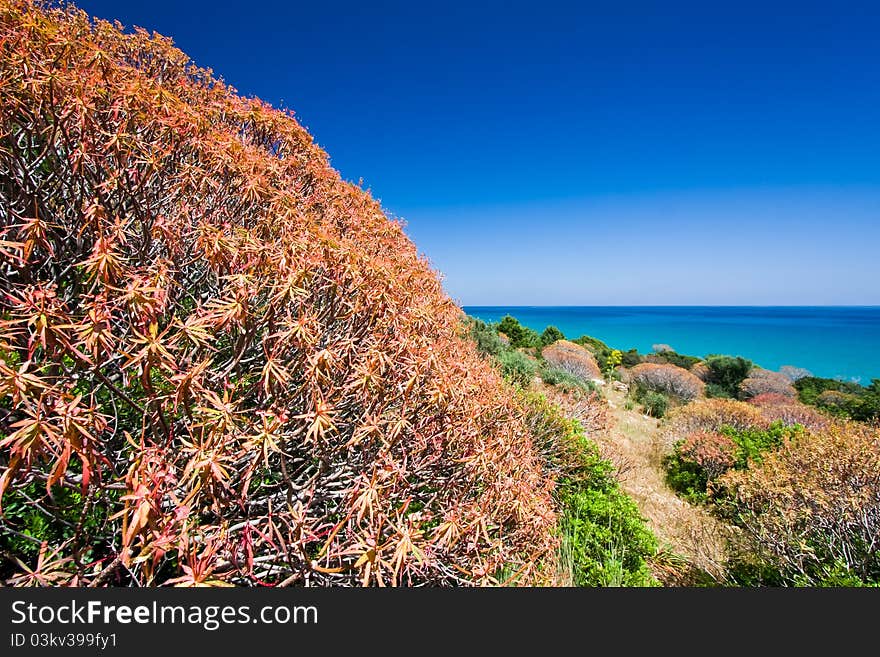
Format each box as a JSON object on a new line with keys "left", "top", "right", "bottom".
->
{"left": 542, "top": 340, "right": 601, "bottom": 381}
{"left": 630, "top": 363, "right": 705, "bottom": 401}
{"left": 715, "top": 423, "right": 880, "bottom": 584}
{"left": 747, "top": 392, "right": 797, "bottom": 408}
{"left": 678, "top": 431, "right": 737, "bottom": 481}
{"left": 0, "top": 1, "right": 557, "bottom": 586}
{"left": 738, "top": 369, "right": 797, "bottom": 400}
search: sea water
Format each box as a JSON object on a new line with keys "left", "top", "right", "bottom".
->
{"left": 463, "top": 306, "right": 880, "bottom": 384}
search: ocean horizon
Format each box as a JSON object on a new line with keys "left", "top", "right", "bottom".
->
{"left": 463, "top": 305, "right": 880, "bottom": 384}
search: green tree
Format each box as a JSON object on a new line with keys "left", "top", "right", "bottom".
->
{"left": 497, "top": 315, "right": 540, "bottom": 348}
{"left": 541, "top": 325, "right": 565, "bottom": 346}
{"left": 705, "top": 355, "right": 753, "bottom": 398}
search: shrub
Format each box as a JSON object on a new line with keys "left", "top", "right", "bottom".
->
{"left": 723, "top": 421, "right": 802, "bottom": 468}
{"left": 620, "top": 349, "right": 643, "bottom": 368}
{"left": 571, "top": 334, "right": 612, "bottom": 371}
{"left": 794, "top": 376, "right": 863, "bottom": 405}
{"left": 704, "top": 355, "right": 753, "bottom": 398}
{"left": 797, "top": 378, "right": 880, "bottom": 422}
{"left": 757, "top": 401, "right": 829, "bottom": 431}
{"left": 663, "top": 399, "right": 768, "bottom": 452}
{"left": 0, "top": 2, "right": 558, "bottom": 587}
{"left": 704, "top": 383, "right": 733, "bottom": 399}
{"left": 854, "top": 381, "right": 880, "bottom": 422}
{"left": 816, "top": 389, "right": 859, "bottom": 411}
{"left": 630, "top": 363, "right": 705, "bottom": 401}
{"left": 497, "top": 315, "right": 540, "bottom": 348}
{"left": 661, "top": 352, "right": 702, "bottom": 369}
{"left": 664, "top": 431, "right": 737, "bottom": 502}
{"left": 738, "top": 369, "right": 797, "bottom": 400}
{"left": 519, "top": 393, "right": 657, "bottom": 587}
{"left": 665, "top": 422, "right": 801, "bottom": 502}
{"left": 640, "top": 391, "right": 669, "bottom": 418}
{"left": 540, "top": 367, "right": 596, "bottom": 396}
{"left": 652, "top": 344, "right": 674, "bottom": 353}
{"left": 497, "top": 350, "right": 537, "bottom": 388}
{"left": 543, "top": 340, "right": 601, "bottom": 381}
{"left": 779, "top": 365, "right": 812, "bottom": 382}
{"left": 560, "top": 485, "right": 658, "bottom": 587}
{"left": 541, "top": 325, "right": 565, "bottom": 346}
{"left": 467, "top": 317, "right": 505, "bottom": 356}
{"left": 690, "top": 362, "right": 710, "bottom": 382}
{"left": 714, "top": 423, "right": 880, "bottom": 586}
{"left": 747, "top": 392, "right": 797, "bottom": 408}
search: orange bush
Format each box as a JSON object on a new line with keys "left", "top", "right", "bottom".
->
{"left": 0, "top": 1, "right": 557, "bottom": 586}
{"left": 542, "top": 340, "right": 600, "bottom": 381}
{"left": 747, "top": 392, "right": 796, "bottom": 407}
{"left": 715, "top": 423, "right": 880, "bottom": 584}
{"left": 663, "top": 399, "right": 768, "bottom": 452}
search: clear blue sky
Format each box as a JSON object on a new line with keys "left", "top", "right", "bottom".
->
{"left": 77, "top": 0, "right": 880, "bottom": 305}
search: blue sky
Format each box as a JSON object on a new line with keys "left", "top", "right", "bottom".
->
{"left": 78, "top": 0, "right": 880, "bottom": 305}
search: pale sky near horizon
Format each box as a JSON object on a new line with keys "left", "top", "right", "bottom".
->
{"left": 77, "top": 0, "right": 880, "bottom": 305}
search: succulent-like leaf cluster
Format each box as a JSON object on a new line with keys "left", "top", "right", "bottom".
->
{"left": 0, "top": 0, "right": 557, "bottom": 586}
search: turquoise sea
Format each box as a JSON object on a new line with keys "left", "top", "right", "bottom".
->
{"left": 463, "top": 306, "right": 880, "bottom": 384}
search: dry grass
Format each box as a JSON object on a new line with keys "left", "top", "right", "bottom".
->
{"left": 600, "top": 389, "right": 730, "bottom": 584}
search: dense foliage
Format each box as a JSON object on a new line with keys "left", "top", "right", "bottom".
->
{"left": 540, "top": 325, "right": 565, "bottom": 346}
{"left": 665, "top": 422, "right": 803, "bottom": 502}
{"left": 715, "top": 423, "right": 880, "bottom": 586}
{"left": 0, "top": 1, "right": 561, "bottom": 586}
{"left": 703, "top": 356, "right": 753, "bottom": 398}
{"left": 795, "top": 377, "right": 880, "bottom": 422}
{"left": 521, "top": 394, "right": 656, "bottom": 586}
{"left": 496, "top": 315, "right": 540, "bottom": 349}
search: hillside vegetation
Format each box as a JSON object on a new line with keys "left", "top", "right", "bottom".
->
{"left": 476, "top": 314, "right": 880, "bottom": 586}
{"left": 0, "top": 0, "right": 573, "bottom": 586}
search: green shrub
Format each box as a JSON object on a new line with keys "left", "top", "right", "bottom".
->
{"left": 497, "top": 350, "right": 537, "bottom": 388}
{"left": 794, "top": 376, "right": 863, "bottom": 405}
{"left": 540, "top": 366, "right": 596, "bottom": 394}
{"left": 640, "top": 391, "right": 669, "bottom": 418}
{"left": 704, "top": 355, "right": 753, "bottom": 397}
{"left": 705, "top": 383, "right": 733, "bottom": 399}
{"left": 466, "top": 317, "right": 505, "bottom": 356}
{"left": 497, "top": 315, "right": 541, "bottom": 348}
{"left": 664, "top": 450, "right": 714, "bottom": 504}
{"left": 664, "top": 421, "right": 803, "bottom": 502}
{"left": 725, "top": 421, "right": 802, "bottom": 468}
{"left": 560, "top": 485, "right": 658, "bottom": 587}
{"left": 795, "top": 376, "right": 880, "bottom": 422}
{"left": 520, "top": 393, "right": 657, "bottom": 587}
{"left": 541, "top": 325, "right": 565, "bottom": 346}
{"left": 620, "top": 349, "right": 642, "bottom": 368}
{"left": 571, "top": 334, "right": 617, "bottom": 371}
{"left": 652, "top": 351, "right": 702, "bottom": 369}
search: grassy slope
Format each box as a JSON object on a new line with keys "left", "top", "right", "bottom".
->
{"left": 599, "top": 388, "right": 728, "bottom": 583}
